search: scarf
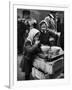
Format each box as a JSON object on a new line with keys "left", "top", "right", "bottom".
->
{"left": 26, "top": 28, "right": 40, "bottom": 45}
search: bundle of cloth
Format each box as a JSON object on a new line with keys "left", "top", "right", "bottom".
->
{"left": 32, "top": 45, "right": 64, "bottom": 79}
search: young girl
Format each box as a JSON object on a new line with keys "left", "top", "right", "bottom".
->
{"left": 22, "top": 28, "right": 41, "bottom": 80}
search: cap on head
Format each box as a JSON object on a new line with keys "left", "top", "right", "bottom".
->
{"left": 49, "top": 14, "right": 54, "bottom": 19}
{"left": 46, "top": 13, "right": 54, "bottom": 19}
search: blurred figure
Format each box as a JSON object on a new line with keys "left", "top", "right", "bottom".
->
{"left": 22, "top": 10, "right": 38, "bottom": 42}
{"left": 59, "top": 19, "right": 64, "bottom": 50}
{"left": 17, "top": 10, "right": 37, "bottom": 54}
{"left": 45, "top": 13, "right": 56, "bottom": 30}
{"left": 39, "top": 14, "right": 60, "bottom": 46}
{"left": 17, "top": 10, "right": 31, "bottom": 54}
{"left": 22, "top": 28, "right": 41, "bottom": 80}
{"left": 39, "top": 20, "right": 50, "bottom": 45}
{"left": 45, "top": 14, "right": 61, "bottom": 46}
{"left": 56, "top": 13, "right": 64, "bottom": 50}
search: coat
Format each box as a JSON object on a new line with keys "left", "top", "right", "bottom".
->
{"left": 20, "top": 28, "right": 41, "bottom": 74}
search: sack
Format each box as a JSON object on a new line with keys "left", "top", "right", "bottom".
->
{"left": 32, "top": 67, "right": 45, "bottom": 79}
{"left": 33, "top": 57, "right": 46, "bottom": 72}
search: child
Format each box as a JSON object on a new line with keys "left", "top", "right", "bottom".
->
{"left": 22, "top": 28, "right": 41, "bottom": 80}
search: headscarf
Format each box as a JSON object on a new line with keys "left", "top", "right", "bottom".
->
{"left": 39, "top": 20, "right": 49, "bottom": 27}
{"left": 39, "top": 20, "right": 49, "bottom": 33}
{"left": 26, "top": 28, "right": 40, "bottom": 45}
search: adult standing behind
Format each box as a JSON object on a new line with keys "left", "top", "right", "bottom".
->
{"left": 17, "top": 10, "right": 31, "bottom": 54}
{"left": 56, "top": 14, "right": 64, "bottom": 50}
{"left": 22, "top": 10, "right": 37, "bottom": 40}
{"left": 17, "top": 9, "right": 37, "bottom": 54}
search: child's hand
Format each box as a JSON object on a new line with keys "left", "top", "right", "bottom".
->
{"left": 35, "top": 40, "right": 40, "bottom": 45}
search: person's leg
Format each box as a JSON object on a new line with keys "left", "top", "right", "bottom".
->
{"left": 25, "top": 60, "right": 32, "bottom": 80}
{"left": 25, "top": 73, "right": 30, "bottom": 80}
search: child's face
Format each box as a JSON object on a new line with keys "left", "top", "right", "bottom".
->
{"left": 34, "top": 33, "right": 40, "bottom": 41}
{"left": 41, "top": 23, "right": 47, "bottom": 33}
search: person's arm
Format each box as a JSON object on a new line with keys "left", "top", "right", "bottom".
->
{"left": 47, "top": 28, "right": 61, "bottom": 37}
{"left": 25, "top": 40, "right": 40, "bottom": 53}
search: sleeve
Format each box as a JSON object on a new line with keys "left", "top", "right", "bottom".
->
{"left": 24, "top": 40, "right": 32, "bottom": 47}
{"left": 24, "top": 39, "right": 41, "bottom": 54}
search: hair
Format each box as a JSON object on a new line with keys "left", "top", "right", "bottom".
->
{"left": 32, "top": 23, "right": 38, "bottom": 29}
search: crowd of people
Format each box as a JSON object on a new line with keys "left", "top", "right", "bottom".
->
{"left": 17, "top": 10, "right": 64, "bottom": 80}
